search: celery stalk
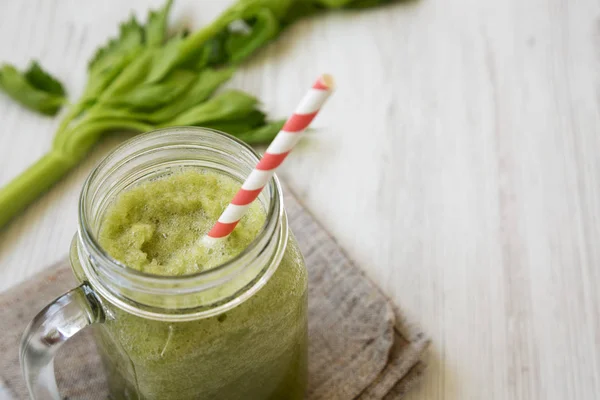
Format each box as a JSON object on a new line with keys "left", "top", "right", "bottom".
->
{"left": 0, "top": 0, "right": 401, "bottom": 228}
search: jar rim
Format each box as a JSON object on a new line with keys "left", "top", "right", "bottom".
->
{"left": 74, "top": 127, "right": 288, "bottom": 320}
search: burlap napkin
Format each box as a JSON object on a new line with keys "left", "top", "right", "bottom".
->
{"left": 0, "top": 189, "right": 429, "bottom": 399}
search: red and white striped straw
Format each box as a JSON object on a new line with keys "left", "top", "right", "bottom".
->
{"left": 206, "top": 74, "right": 335, "bottom": 240}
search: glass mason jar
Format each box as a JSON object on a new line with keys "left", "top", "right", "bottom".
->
{"left": 20, "top": 127, "right": 308, "bottom": 400}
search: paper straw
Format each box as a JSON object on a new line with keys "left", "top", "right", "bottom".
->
{"left": 206, "top": 74, "right": 335, "bottom": 239}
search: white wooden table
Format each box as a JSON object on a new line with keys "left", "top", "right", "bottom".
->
{"left": 1, "top": 0, "right": 599, "bottom": 399}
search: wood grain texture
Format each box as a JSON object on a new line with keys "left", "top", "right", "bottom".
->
{"left": 1, "top": 0, "right": 599, "bottom": 399}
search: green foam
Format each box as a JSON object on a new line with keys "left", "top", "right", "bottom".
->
{"left": 98, "top": 168, "right": 265, "bottom": 275}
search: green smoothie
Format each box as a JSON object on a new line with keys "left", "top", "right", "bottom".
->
{"left": 94, "top": 168, "right": 308, "bottom": 400}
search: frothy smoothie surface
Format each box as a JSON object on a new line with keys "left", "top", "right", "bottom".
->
{"left": 98, "top": 169, "right": 265, "bottom": 276}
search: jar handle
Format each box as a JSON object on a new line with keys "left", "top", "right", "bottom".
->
{"left": 20, "top": 284, "right": 104, "bottom": 400}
